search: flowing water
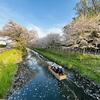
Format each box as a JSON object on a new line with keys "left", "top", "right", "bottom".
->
{"left": 8, "top": 49, "right": 100, "bottom": 100}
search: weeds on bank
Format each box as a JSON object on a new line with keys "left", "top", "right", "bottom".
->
{"left": 0, "top": 48, "right": 23, "bottom": 98}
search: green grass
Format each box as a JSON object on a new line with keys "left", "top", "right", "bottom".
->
{"left": 33, "top": 48, "right": 100, "bottom": 84}
{"left": 22, "top": 47, "right": 27, "bottom": 55}
{"left": 0, "top": 63, "right": 17, "bottom": 98}
{"left": 0, "top": 48, "right": 23, "bottom": 98}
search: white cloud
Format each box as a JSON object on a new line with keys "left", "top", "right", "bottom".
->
{"left": 46, "top": 27, "right": 63, "bottom": 36}
{"left": 26, "top": 23, "right": 46, "bottom": 38}
{"left": 26, "top": 22, "right": 65, "bottom": 38}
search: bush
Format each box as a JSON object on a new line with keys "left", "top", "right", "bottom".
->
{"left": 0, "top": 44, "right": 6, "bottom": 47}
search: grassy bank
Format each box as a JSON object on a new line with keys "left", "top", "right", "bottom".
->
{"left": 33, "top": 48, "right": 100, "bottom": 84}
{"left": 0, "top": 48, "right": 23, "bottom": 98}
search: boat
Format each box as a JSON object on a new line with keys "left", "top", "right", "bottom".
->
{"left": 48, "top": 66, "right": 66, "bottom": 80}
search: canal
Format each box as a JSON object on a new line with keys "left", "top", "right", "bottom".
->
{"left": 8, "top": 49, "right": 100, "bottom": 100}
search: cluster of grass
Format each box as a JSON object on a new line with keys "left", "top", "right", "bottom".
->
{"left": 33, "top": 48, "right": 100, "bottom": 84}
{"left": 0, "top": 48, "right": 23, "bottom": 98}
{"left": 21, "top": 47, "right": 27, "bottom": 55}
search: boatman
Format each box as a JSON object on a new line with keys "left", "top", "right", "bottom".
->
{"left": 58, "top": 66, "right": 63, "bottom": 75}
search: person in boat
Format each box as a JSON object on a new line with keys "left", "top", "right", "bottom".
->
{"left": 51, "top": 62, "right": 55, "bottom": 70}
{"left": 58, "top": 66, "right": 63, "bottom": 75}
{"left": 56, "top": 67, "right": 59, "bottom": 73}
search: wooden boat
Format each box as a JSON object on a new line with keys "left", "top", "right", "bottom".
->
{"left": 48, "top": 66, "right": 66, "bottom": 80}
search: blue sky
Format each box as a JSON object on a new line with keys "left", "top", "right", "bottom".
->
{"left": 0, "top": 0, "right": 79, "bottom": 37}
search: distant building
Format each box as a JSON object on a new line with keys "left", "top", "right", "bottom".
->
{"left": 0, "top": 36, "right": 12, "bottom": 48}
{"left": 0, "top": 41, "right": 6, "bottom": 45}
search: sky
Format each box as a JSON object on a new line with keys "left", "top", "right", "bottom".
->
{"left": 0, "top": 0, "right": 79, "bottom": 38}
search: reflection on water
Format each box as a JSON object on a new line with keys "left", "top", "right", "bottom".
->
{"left": 8, "top": 49, "right": 99, "bottom": 100}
